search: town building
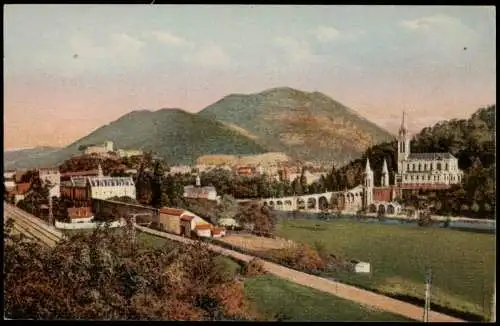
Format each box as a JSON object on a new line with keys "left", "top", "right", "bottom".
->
{"left": 11, "top": 182, "right": 31, "bottom": 204}
{"left": 168, "top": 165, "right": 193, "bottom": 175}
{"left": 183, "top": 175, "right": 218, "bottom": 201}
{"left": 4, "top": 170, "right": 16, "bottom": 191}
{"left": 395, "top": 112, "right": 463, "bottom": 189}
{"left": 155, "top": 207, "right": 213, "bottom": 237}
{"left": 87, "top": 165, "right": 136, "bottom": 200}
{"left": 60, "top": 164, "right": 136, "bottom": 203}
{"left": 37, "top": 167, "right": 61, "bottom": 198}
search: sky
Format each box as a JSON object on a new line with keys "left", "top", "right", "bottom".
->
{"left": 4, "top": 5, "right": 496, "bottom": 150}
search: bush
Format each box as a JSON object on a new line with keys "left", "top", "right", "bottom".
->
{"left": 243, "top": 258, "right": 266, "bottom": 277}
{"left": 213, "top": 256, "right": 241, "bottom": 282}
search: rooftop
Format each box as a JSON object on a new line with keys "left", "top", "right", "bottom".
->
{"left": 408, "top": 153, "right": 455, "bottom": 160}
{"left": 160, "top": 207, "right": 185, "bottom": 216}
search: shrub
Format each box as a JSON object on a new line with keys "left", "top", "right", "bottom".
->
{"left": 243, "top": 258, "right": 266, "bottom": 277}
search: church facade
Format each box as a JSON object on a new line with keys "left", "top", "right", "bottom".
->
{"left": 394, "top": 112, "right": 463, "bottom": 189}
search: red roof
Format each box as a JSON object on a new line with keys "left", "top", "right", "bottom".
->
{"left": 61, "top": 170, "right": 99, "bottom": 178}
{"left": 180, "top": 215, "right": 195, "bottom": 221}
{"left": 195, "top": 224, "right": 212, "bottom": 230}
{"left": 16, "top": 183, "right": 31, "bottom": 195}
{"left": 160, "top": 207, "right": 185, "bottom": 216}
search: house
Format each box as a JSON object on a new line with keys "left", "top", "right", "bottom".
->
{"left": 180, "top": 215, "right": 195, "bottom": 237}
{"left": 67, "top": 206, "right": 94, "bottom": 223}
{"left": 158, "top": 207, "right": 183, "bottom": 234}
{"left": 87, "top": 165, "right": 136, "bottom": 200}
{"left": 211, "top": 226, "right": 226, "bottom": 238}
{"left": 4, "top": 170, "right": 16, "bottom": 191}
{"left": 195, "top": 224, "right": 212, "bottom": 238}
{"left": 156, "top": 206, "right": 213, "bottom": 237}
{"left": 218, "top": 218, "right": 240, "bottom": 228}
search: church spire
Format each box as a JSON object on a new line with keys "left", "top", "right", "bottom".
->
{"left": 399, "top": 111, "right": 408, "bottom": 135}
{"left": 365, "top": 158, "right": 372, "bottom": 173}
{"left": 98, "top": 163, "right": 103, "bottom": 178}
{"left": 382, "top": 159, "right": 388, "bottom": 174}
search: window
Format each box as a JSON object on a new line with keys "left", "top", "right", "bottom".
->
{"left": 405, "top": 175, "right": 408, "bottom": 180}
{"left": 437, "top": 163, "right": 441, "bottom": 171}
{"left": 445, "top": 163, "right": 449, "bottom": 171}
{"left": 407, "top": 164, "right": 410, "bottom": 171}
{"left": 418, "top": 164, "right": 421, "bottom": 171}
{"left": 412, "top": 164, "right": 416, "bottom": 171}
{"left": 428, "top": 175, "right": 431, "bottom": 181}
{"left": 411, "top": 175, "right": 414, "bottom": 181}
{"left": 424, "top": 164, "right": 427, "bottom": 170}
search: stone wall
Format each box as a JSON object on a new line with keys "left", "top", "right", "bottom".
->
{"left": 92, "top": 198, "right": 159, "bottom": 221}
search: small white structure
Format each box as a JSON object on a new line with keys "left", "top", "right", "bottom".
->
{"left": 183, "top": 185, "right": 218, "bottom": 201}
{"left": 218, "top": 218, "right": 240, "bottom": 228}
{"left": 352, "top": 260, "right": 371, "bottom": 274}
{"left": 117, "top": 149, "right": 143, "bottom": 158}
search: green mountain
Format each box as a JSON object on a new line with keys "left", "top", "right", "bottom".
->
{"left": 198, "top": 87, "right": 394, "bottom": 165}
{"left": 9, "top": 109, "right": 267, "bottom": 168}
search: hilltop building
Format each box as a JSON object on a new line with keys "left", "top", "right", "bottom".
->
{"left": 117, "top": 148, "right": 143, "bottom": 158}
{"left": 84, "top": 141, "right": 114, "bottom": 156}
{"left": 395, "top": 112, "right": 463, "bottom": 189}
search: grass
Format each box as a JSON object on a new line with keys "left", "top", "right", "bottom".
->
{"left": 277, "top": 219, "right": 496, "bottom": 321}
{"left": 244, "top": 275, "right": 413, "bottom": 321}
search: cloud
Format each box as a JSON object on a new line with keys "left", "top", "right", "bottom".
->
{"left": 184, "top": 43, "right": 232, "bottom": 68}
{"left": 314, "top": 25, "right": 365, "bottom": 43}
{"left": 69, "top": 32, "right": 145, "bottom": 63}
{"left": 274, "top": 36, "right": 319, "bottom": 64}
{"left": 401, "top": 14, "right": 476, "bottom": 36}
{"left": 150, "top": 30, "right": 192, "bottom": 47}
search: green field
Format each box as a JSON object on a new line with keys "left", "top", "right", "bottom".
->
{"left": 277, "top": 219, "right": 496, "bottom": 321}
{"left": 244, "top": 275, "right": 412, "bottom": 321}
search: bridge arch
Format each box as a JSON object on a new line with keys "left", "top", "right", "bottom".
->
{"left": 307, "top": 197, "right": 316, "bottom": 209}
{"left": 318, "top": 196, "right": 329, "bottom": 210}
{"left": 378, "top": 204, "right": 386, "bottom": 215}
{"left": 297, "top": 198, "right": 305, "bottom": 210}
{"left": 387, "top": 204, "right": 395, "bottom": 215}
{"left": 369, "top": 204, "right": 377, "bottom": 213}
{"left": 284, "top": 200, "right": 292, "bottom": 207}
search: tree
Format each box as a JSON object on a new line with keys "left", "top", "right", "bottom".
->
{"left": 216, "top": 195, "right": 238, "bottom": 225}
{"left": 234, "top": 201, "right": 276, "bottom": 236}
{"left": 151, "top": 161, "right": 165, "bottom": 208}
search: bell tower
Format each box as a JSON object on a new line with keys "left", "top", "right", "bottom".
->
{"left": 397, "top": 111, "right": 411, "bottom": 174}
{"left": 363, "top": 158, "right": 374, "bottom": 209}
{"left": 381, "top": 159, "right": 389, "bottom": 187}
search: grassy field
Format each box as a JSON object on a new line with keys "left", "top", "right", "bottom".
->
{"left": 244, "top": 275, "right": 412, "bottom": 321}
{"left": 276, "top": 219, "right": 496, "bottom": 321}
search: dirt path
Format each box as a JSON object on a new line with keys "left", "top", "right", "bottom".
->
{"left": 135, "top": 226, "right": 464, "bottom": 322}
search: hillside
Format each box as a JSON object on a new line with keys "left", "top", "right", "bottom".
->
{"left": 4, "top": 147, "right": 61, "bottom": 170}
{"left": 9, "top": 109, "right": 267, "bottom": 168}
{"left": 198, "top": 87, "right": 394, "bottom": 165}
{"left": 196, "top": 152, "right": 292, "bottom": 166}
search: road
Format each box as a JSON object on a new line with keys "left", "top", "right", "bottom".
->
{"left": 135, "top": 225, "right": 465, "bottom": 322}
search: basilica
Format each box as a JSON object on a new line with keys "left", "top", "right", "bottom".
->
{"left": 394, "top": 112, "right": 463, "bottom": 190}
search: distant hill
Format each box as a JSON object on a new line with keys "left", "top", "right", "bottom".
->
{"left": 7, "top": 109, "right": 267, "bottom": 169}
{"left": 4, "top": 147, "right": 60, "bottom": 170}
{"left": 198, "top": 87, "right": 394, "bottom": 165}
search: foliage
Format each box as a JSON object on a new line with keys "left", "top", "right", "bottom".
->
{"left": 235, "top": 202, "right": 277, "bottom": 235}
{"left": 268, "top": 243, "right": 327, "bottom": 273}
{"left": 3, "top": 225, "right": 258, "bottom": 321}
{"left": 242, "top": 259, "right": 266, "bottom": 277}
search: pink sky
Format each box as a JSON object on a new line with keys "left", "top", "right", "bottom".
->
{"left": 4, "top": 5, "right": 496, "bottom": 150}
